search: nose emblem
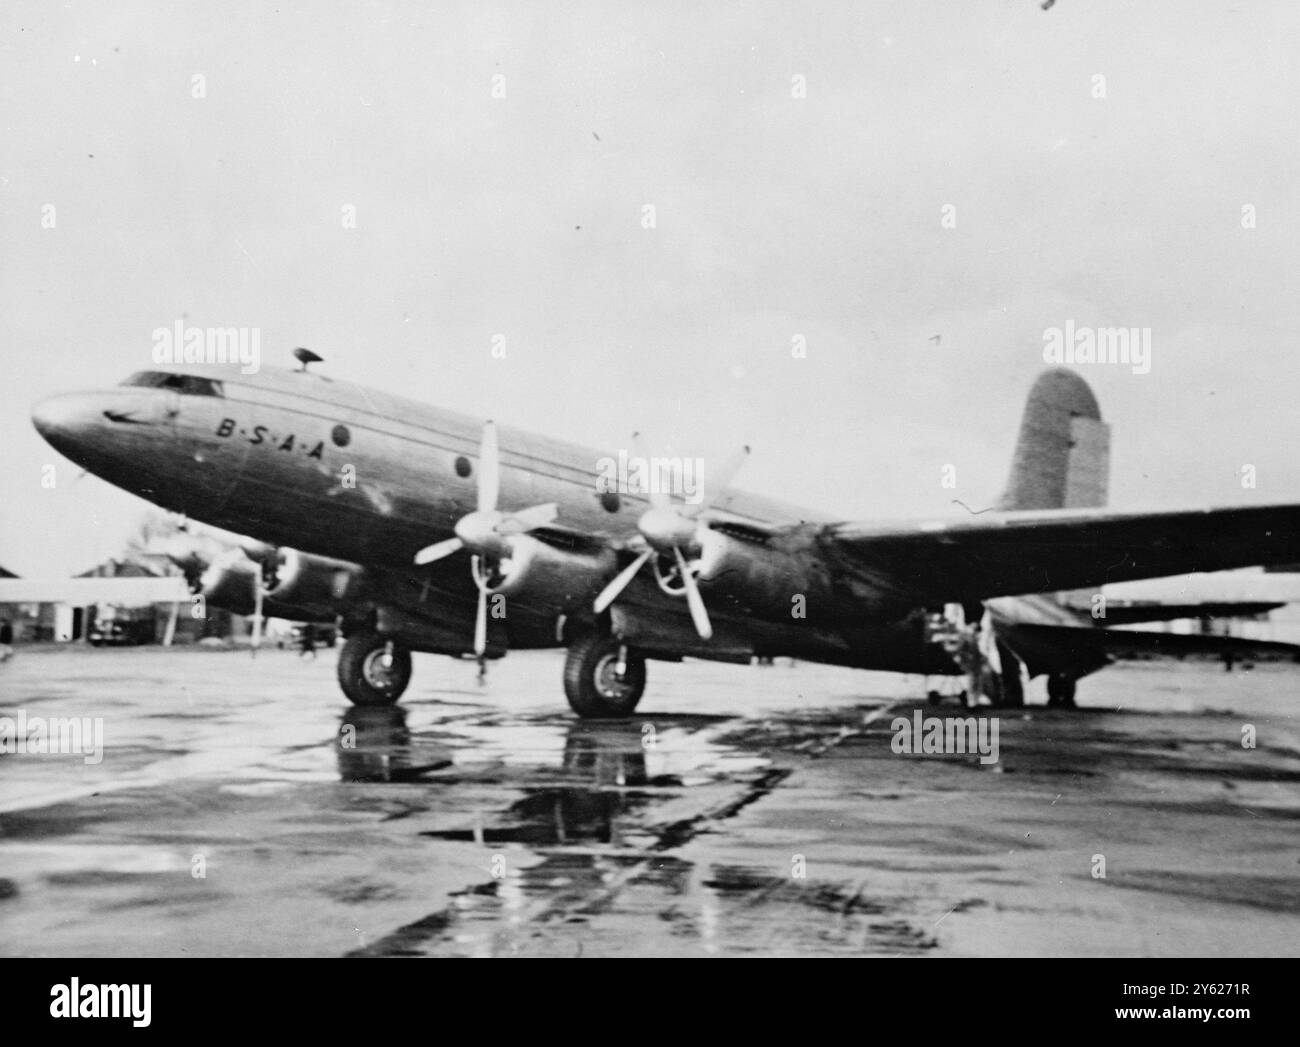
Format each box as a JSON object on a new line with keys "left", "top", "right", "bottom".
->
{"left": 102, "top": 410, "right": 150, "bottom": 425}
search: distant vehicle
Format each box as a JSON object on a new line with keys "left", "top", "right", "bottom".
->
{"left": 89, "top": 608, "right": 154, "bottom": 646}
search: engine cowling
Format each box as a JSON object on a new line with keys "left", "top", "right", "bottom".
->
{"left": 485, "top": 536, "right": 617, "bottom": 615}
{"left": 197, "top": 548, "right": 260, "bottom": 615}
{"left": 692, "top": 528, "right": 836, "bottom": 621}
{"left": 197, "top": 546, "right": 364, "bottom": 621}
{"left": 263, "top": 547, "right": 365, "bottom": 612}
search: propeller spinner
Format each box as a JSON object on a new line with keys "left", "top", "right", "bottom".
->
{"left": 413, "top": 421, "right": 557, "bottom": 657}
{"left": 592, "top": 434, "right": 749, "bottom": 640}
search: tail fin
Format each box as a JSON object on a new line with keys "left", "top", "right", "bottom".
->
{"left": 996, "top": 368, "right": 1109, "bottom": 511}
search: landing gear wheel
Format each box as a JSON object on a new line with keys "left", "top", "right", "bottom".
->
{"left": 1046, "top": 673, "right": 1077, "bottom": 709}
{"left": 564, "top": 634, "right": 646, "bottom": 718}
{"left": 337, "top": 630, "right": 412, "bottom": 706}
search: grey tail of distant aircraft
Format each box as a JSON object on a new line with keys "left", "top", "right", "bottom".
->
{"left": 995, "top": 368, "right": 1110, "bottom": 512}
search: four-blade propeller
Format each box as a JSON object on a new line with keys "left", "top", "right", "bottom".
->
{"left": 415, "top": 422, "right": 748, "bottom": 652}
{"left": 592, "top": 434, "right": 749, "bottom": 640}
{"left": 413, "top": 421, "right": 557, "bottom": 656}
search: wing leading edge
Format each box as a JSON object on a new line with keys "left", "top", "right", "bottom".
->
{"left": 814, "top": 503, "right": 1300, "bottom": 608}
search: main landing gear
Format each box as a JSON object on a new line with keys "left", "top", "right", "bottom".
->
{"left": 337, "top": 630, "right": 412, "bottom": 706}
{"left": 925, "top": 606, "right": 1036, "bottom": 709}
{"left": 334, "top": 629, "right": 648, "bottom": 717}
{"left": 563, "top": 634, "right": 646, "bottom": 718}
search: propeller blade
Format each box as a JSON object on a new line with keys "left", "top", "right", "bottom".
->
{"left": 593, "top": 548, "right": 653, "bottom": 613}
{"left": 472, "top": 556, "right": 488, "bottom": 657}
{"left": 497, "top": 502, "right": 557, "bottom": 535}
{"left": 251, "top": 577, "right": 265, "bottom": 654}
{"left": 631, "top": 431, "right": 672, "bottom": 511}
{"left": 689, "top": 444, "right": 751, "bottom": 517}
{"left": 478, "top": 421, "right": 499, "bottom": 513}
{"left": 673, "top": 546, "right": 713, "bottom": 640}
{"left": 414, "top": 536, "right": 464, "bottom": 565}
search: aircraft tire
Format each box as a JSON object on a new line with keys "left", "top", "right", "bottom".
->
{"left": 337, "top": 631, "right": 412, "bottom": 706}
{"left": 564, "top": 634, "right": 646, "bottom": 718}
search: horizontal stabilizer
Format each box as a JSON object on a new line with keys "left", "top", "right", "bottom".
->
{"left": 999, "top": 622, "right": 1300, "bottom": 680}
{"left": 1086, "top": 601, "right": 1285, "bottom": 626}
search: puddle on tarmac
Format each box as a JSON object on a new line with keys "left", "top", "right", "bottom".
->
{"left": 333, "top": 703, "right": 939, "bottom": 955}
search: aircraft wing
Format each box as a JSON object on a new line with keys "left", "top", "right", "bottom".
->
{"left": 815, "top": 503, "right": 1300, "bottom": 607}
{"left": 0, "top": 577, "right": 191, "bottom": 605}
{"left": 996, "top": 622, "right": 1300, "bottom": 679}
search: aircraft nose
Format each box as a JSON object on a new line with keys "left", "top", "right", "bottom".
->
{"left": 31, "top": 393, "right": 92, "bottom": 442}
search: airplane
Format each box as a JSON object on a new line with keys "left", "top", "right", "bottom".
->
{"left": 29, "top": 360, "right": 1300, "bottom": 716}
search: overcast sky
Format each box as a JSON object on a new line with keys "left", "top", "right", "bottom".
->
{"left": 2, "top": 1, "right": 1298, "bottom": 576}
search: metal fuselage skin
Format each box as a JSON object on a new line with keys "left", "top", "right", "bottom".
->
{"left": 31, "top": 365, "right": 958, "bottom": 674}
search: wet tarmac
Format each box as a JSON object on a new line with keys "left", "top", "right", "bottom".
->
{"left": 1, "top": 646, "right": 1298, "bottom": 956}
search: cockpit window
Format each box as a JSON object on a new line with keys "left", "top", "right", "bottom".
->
{"left": 121, "top": 371, "right": 224, "bottom": 397}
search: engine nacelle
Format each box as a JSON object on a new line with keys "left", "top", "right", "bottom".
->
{"left": 693, "top": 529, "right": 836, "bottom": 621}
{"left": 487, "top": 536, "right": 617, "bottom": 615}
{"left": 197, "top": 546, "right": 363, "bottom": 621}
{"left": 263, "top": 547, "right": 365, "bottom": 612}
{"left": 197, "top": 548, "right": 260, "bottom": 615}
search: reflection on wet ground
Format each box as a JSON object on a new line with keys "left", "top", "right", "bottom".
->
{"left": 335, "top": 712, "right": 935, "bottom": 957}
{"left": 336, "top": 709, "right": 923, "bottom": 956}
{"left": 1, "top": 649, "right": 1298, "bottom": 955}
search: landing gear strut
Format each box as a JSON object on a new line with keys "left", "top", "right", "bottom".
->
{"left": 337, "top": 630, "right": 412, "bottom": 706}
{"left": 563, "top": 634, "right": 646, "bottom": 718}
{"left": 927, "top": 604, "right": 1025, "bottom": 709}
{"left": 1046, "top": 673, "right": 1077, "bottom": 709}
{"left": 996, "top": 642, "right": 1025, "bottom": 709}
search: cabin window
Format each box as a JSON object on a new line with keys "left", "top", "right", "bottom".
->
{"left": 600, "top": 491, "right": 621, "bottom": 513}
{"left": 331, "top": 424, "right": 351, "bottom": 447}
{"left": 454, "top": 455, "right": 472, "bottom": 478}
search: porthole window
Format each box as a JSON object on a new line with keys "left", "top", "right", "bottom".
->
{"left": 600, "top": 491, "right": 621, "bottom": 513}
{"left": 331, "top": 424, "right": 351, "bottom": 448}
{"left": 455, "top": 455, "right": 472, "bottom": 478}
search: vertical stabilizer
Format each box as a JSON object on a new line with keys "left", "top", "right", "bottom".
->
{"left": 997, "top": 368, "right": 1109, "bottom": 511}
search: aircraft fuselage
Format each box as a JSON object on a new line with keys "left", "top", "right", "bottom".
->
{"left": 29, "top": 365, "right": 969, "bottom": 680}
